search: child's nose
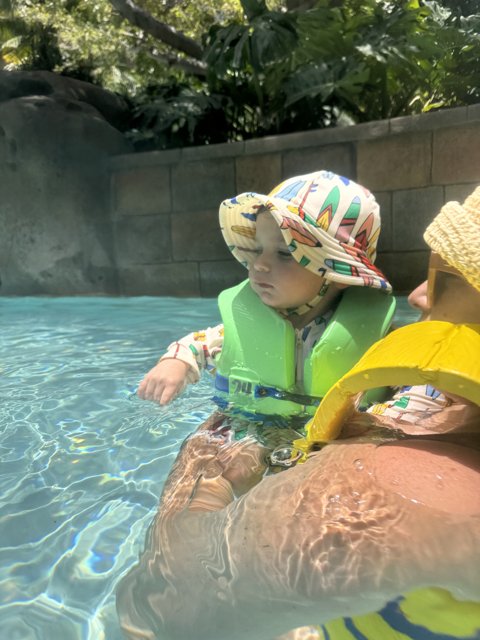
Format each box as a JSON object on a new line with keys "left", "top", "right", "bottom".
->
{"left": 252, "top": 254, "right": 270, "bottom": 271}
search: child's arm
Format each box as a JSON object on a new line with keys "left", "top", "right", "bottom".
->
{"left": 137, "top": 325, "right": 224, "bottom": 405}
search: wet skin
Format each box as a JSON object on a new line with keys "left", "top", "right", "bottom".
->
{"left": 118, "top": 260, "right": 480, "bottom": 639}
{"left": 116, "top": 413, "right": 480, "bottom": 640}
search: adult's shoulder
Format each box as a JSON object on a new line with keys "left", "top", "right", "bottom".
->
{"left": 372, "top": 438, "right": 480, "bottom": 516}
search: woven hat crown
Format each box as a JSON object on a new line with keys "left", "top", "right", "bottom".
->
{"left": 424, "top": 185, "right": 480, "bottom": 292}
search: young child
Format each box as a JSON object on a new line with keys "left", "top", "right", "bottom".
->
{"left": 138, "top": 170, "right": 393, "bottom": 427}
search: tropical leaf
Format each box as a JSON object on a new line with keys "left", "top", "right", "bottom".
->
{"left": 240, "top": 0, "right": 267, "bottom": 22}
{"left": 4, "top": 0, "right": 480, "bottom": 147}
{"left": 1, "top": 34, "right": 22, "bottom": 49}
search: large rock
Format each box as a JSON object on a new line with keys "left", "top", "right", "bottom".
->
{"left": 0, "top": 70, "right": 131, "bottom": 129}
{"left": 0, "top": 71, "right": 133, "bottom": 294}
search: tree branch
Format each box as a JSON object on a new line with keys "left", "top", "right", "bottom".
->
{"left": 146, "top": 50, "right": 207, "bottom": 77}
{"left": 108, "top": 0, "right": 204, "bottom": 61}
{"left": 286, "top": 0, "right": 317, "bottom": 9}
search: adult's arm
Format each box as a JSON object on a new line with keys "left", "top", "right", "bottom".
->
{"left": 117, "top": 432, "right": 480, "bottom": 640}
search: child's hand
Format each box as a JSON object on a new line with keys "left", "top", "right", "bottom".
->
{"left": 137, "top": 359, "right": 190, "bottom": 405}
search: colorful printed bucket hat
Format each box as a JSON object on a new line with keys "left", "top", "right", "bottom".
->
{"left": 219, "top": 170, "right": 392, "bottom": 291}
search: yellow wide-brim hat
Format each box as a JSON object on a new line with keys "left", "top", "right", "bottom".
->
{"left": 424, "top": 186, "right": 480, "bottom": 292}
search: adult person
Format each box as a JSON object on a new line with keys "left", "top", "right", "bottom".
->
{"left": 117, "top": 189, "right": 480, "bottom": 640}
{"left": 362, "top": 188, "right": 480, "bottom": 434}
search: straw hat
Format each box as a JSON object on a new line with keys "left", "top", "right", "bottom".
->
{"left": 219, "top": 170, "right": 391, "bottom": 292}
{"left": 424, "top": 186, "right": 480, "bottom": 292}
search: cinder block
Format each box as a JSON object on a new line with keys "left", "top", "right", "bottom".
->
{"left": 342, "top": 120, "right": 389, "bottom": 141}
{"left": 200, "top": 259, "right": 247, "bottom": 297}
{"left": 445, "top": 183, "right": 479, "bottom": 203}
{"left": 235, "top": 154, "right": 282, "bottom": 194}
{"left": 113, "top": 165, "right": 171, "bottom": 216}
{"left": 282, "top": 144, "right": 355, "bottom": 180}
{"left": 375, "top": 251, "right": 430, "bottom": 294}
{"left": 114, "top": 214, "right": 172, "bottom": 266}
{"left": 467, "top": 103, "right": 480, "bottom": 123}
{"left": 243, "top": 121, "right": 388, "bottom": 156}
{"left": 110, "top": 149, "right": 181, "bottom": 171}
{"left": 392, "top": 187, "right": 443, "bottom": 251}
{"left": 357, "top": 132, "right": 431, "bottom": 191}
{"left": 390, "top": 107, "right": 468, "bottom": 135}
{"left": 182, "top": 141, "right": 244, "bottom": 161}
{"left": 245, "top": 131, "right": 312, "bottom": 155}
{"left": 119, "top": 262, "right": 201, "bottom": 296}
{"left": 172, "top": 209, "right": 231, "bottom": 261}
{"left": 172, "top": 159, "right": 235, "bottom": 212}
{"left": 374, "top": 191, "right": 393, "bottom": 253}
{"left": 432, "top": 126, "right": 480, "bottom": 184}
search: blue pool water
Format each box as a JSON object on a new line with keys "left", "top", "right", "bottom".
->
{"left": 0, "top": 296, "right": 418, "bottom": 640}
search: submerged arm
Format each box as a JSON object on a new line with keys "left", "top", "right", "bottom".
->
{"left": 117, "top": 434, "right": 480, "bottom": 640}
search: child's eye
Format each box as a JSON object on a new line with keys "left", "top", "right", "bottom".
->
{"left": 278, "top": 250, "right": 293, "bottom": 259}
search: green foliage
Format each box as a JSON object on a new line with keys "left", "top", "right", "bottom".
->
{"left": 1, "top": 0, "right": 479, "bottom": 149}
{"left": 3, "top": 0, "right": 155, "bottom": 89}
{"left": 128, "top": 81, "right": 233, "bottom": 149}
{"left": 200, "top": 0, "right": 480, "bottom": 137}
{"left": 0, "top": 0, "right": 62, "bottom": 70}
{"left": 2, "top": 0, "right": 245, "bottom": 91}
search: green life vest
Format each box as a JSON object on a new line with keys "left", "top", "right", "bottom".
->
{"left": 214, "top": 280, "right": 396, "bottom": 418}
{"left": 316, "top": 587, "right": 480, "bottom": 639}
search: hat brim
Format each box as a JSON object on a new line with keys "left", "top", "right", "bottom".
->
{"left": 219, "top": 191, "right": 391, "bottom": 291}
{"left": 424, "top": 197, "right": 480, "bottom": 293}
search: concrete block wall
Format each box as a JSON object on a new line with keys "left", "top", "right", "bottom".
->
{"left": 110, "top": 104, "right": 480, "bottom": 295}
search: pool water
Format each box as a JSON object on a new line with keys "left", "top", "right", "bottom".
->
{"left": 0, "top": 296, "right": 418, "bottom": 640}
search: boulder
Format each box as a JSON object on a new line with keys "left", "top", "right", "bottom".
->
{"left": 0, "top": 71, "right": 133, "bottom": 294}
{"left": 0, "top": 69, "right": 131, "bottom": 130}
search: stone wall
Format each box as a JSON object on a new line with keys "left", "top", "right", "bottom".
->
{"left": 1, "top": 84, "right": 479, "bottom": 296}
{"left": 110, "top": 104, "right": 480, "bottom": 295}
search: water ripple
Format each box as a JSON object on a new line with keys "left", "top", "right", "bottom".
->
{"left": 0, "top": 297, "right": 220, "bottom": 639}
{"left": 0, "top": 296, "right": 414, "bottom": 639}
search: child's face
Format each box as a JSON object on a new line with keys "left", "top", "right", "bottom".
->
{"left": 247, "top": 213, "right": 325, "bottom": 310}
